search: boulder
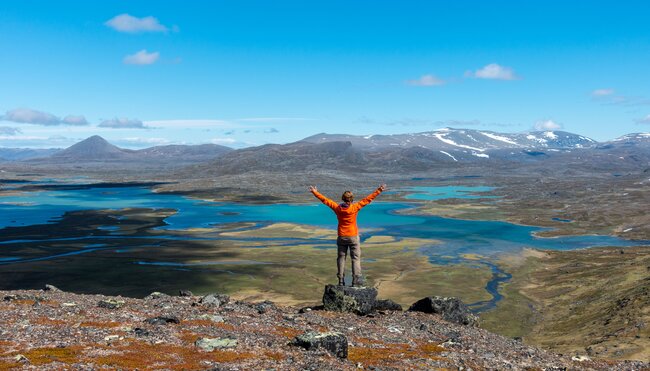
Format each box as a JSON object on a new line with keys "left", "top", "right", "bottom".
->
{"left": 179, "top": 289, "right": 193, "bottom": 297}
{"left": 44, "top": 284, "right": 61, "bottom": 292}
{"left": 145, "top": 292, "right": 169, "bottom": 300}
{"left": 253, "top": 300, "right": 275, "bottom": 314}
{"left": 292, "top": 331, "right": 348, "bottom": 359}
{"left": 373, "top": 299, "right": 403, "bottom": 312}
{"left": 98, "top": 299, "right": 125, "bottom": 309}
{"left": 408, "top": 296, "right": 479, "bottom": 327}
{"left": 195, "top": 337, "right": 238, "bottom": 351}
{"left": 200, "top": 293, "right": 230, "bottom": 308}
{"left": 144, "top": 315, "right": 180, "bottom": 325}
{"left": 322, "top": 285, "right": 377, "bottom": 315}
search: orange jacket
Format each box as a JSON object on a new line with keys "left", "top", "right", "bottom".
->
{"left": 311, "top": 188, "right": 383, "bottom": 237}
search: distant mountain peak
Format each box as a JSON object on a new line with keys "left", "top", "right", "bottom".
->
{"left": 52, "top": 135, "right": 128, "bottom": 160}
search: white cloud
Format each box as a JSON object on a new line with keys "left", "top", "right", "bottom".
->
{"left": 468, "top": 63, "right": 518, "bottom": 80}
{"left": 0, "top": 126, "right": 21, "bottom": 135}
{"left": 121, "top": 137, "right": 171, "bottom": 144}
{"left": 61, "top": 115, "right": 89, "bottom": 126}
{"left": 534, "top": 119, "right": 562, "bottom": 131}
{"left": 636, "top": 114, "right": 650, "bottom": 124}
{"left": 98, "top": 118, "right": 146, "bottom": 129}
{"left": 105, "top": 14, "right": 168, "bottom": 33}
{"left": 0, "top": 135, "right": 47, "bottom": 141}
{"left": 145, "top": 119, "right": 234, "bottom": 128}
{"left": 407, "top": 74, "right": 445, "bottom": 86}
{"left": 210, "top": 138, "right": 237, "bottom": 144}
{"left": 123, "top": 50, "right": 160, "bottom": 65}
{"left": 2, "top": 108, "right": 60, "bottom": 125}
{"left": 591, "top": 88, "right": 614, "bottom": 97}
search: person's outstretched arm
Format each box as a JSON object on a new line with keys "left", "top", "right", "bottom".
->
{"left": 356, "top": 184, "right": 386, "bottom": 209}
{"left": 309, "top": 185, "right": 338, "bottom": 210}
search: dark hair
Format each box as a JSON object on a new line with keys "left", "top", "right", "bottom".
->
{"left": 342, "top": 191, "right": 354, "bottom": 203}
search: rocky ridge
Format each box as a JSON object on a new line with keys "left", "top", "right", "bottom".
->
{"left": 1, "top": 287, "right": 647, "bottom": 370}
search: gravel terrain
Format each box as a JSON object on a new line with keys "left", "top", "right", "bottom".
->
{"left": 1, "top": 288, "right": 648, "bottom": 370}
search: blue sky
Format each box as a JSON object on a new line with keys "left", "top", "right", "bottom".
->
{"left": 1, "top": 1, "right": 650, "bottom": 148}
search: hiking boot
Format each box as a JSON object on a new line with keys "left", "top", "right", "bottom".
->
{"left": 351, "top": 275, "right": 364, "bottom": 287}
{"left": 337, "top": 275, "right": 345, "bottom": 286}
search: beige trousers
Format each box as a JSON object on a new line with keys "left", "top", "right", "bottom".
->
{"left": 336, "top": 236, "right": 361, "bottom": 278}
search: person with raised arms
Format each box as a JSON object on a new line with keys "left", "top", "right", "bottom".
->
{"left": 309, "top": 184, "right": 387, "bottom": 287}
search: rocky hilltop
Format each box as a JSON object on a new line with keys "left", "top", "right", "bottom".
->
{"left": 0, "top": 287, "right": 646, "bottom": 370}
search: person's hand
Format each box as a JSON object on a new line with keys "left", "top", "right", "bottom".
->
{"left": 378, "top": 184, "right": 387, "bottom": 192}
{"left": 308, "top": 185, "right": 318, "bottom": 193}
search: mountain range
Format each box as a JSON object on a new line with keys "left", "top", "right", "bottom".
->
{"left": 1, "top": 129, "right": 650, "bottom": 173}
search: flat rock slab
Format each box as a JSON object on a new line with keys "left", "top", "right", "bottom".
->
{"left": 322, "top": 285, "right": 378, "bottom": 315}
{"left": 195, "top": 337, "right": 238, "bottom": 351}
{"left": 408, "top": 296, "right": 479, "bottom": 327}
{"left": 292, "top": 331, "right": 348, "bottom": 359}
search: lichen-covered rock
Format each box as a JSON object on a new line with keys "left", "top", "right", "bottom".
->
{"left": 322, "top": 284, "right": 377, "bottom": 315}
{"left": 144, "top": 291, "right": 169, "bottom": 300}
{"left": 292, "top": 331, "right": 348, "bottom": 359}
{"left": 253, "top": 300, "right": 275, "bottom": 314}
{"left": 199, "top": 293, "right": 230, "bottom": 308}
{"left": 195, "top": 337, "right": 238, "bottom": 351}
{"left": 373, "top": 299, "right": 403, "bottom": 311}
{"left": 408, "top": 296, "right": 479, "bottom": 327}
{"left": 98, "top": 299, "right": 125, "bottom": 309}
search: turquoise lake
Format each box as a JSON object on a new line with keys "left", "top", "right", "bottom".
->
{"left": 0, "top": 183, "right": 646, "bottom": 311}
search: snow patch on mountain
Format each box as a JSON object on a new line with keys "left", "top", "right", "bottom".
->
{"left": 439, "top": 150, "right": 458, "bottom": 161}
{"left": 433, "top": 132, "right": 485, "bottom": 152}
{"left": 480, "top": 132, "right": 519, "bottom": 145}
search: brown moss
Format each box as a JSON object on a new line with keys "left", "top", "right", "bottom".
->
{"left": 15, "top": 345, "right": 84, "bottom": 366}
{"left": 0, "top": 360, "right": 22, "bottom": 371}
{"left": 349, "top": 340, "right": 445, "bottom": 368}
{"left": 264, "top": 351, "right": 285, "bottom": 361}
{"left": 93, "top": 340, "right": 257, "bottom": 370}
{"left": 183, "top": 319, "right": 215, "bottom": 327}
{"left": 9, "top": 300, "right": 36, "bottom": 306}
{"left": 30, "top": 317, "right": 67, "bottom": 326}
{"left": 79, "top": 321, "right": 122, "bottom": 329}
{"left": 273, "top": 326, "right": 302, "bottom": 339}
{"left": 179, "top": 331, "right": 202, "bottom": 344}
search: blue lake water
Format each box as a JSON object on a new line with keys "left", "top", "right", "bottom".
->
{"left": 403, "top": 186, "right": 497, "bottom": 200}
{"left": 0, "top": 184, "right": 646, "bottom": 311}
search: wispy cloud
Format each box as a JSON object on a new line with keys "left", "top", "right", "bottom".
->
{"left": 264, "top": 128, "right": 279, "bottom": 133}
{"left": 105, "top": 14, "right": 169, "bottom": 33}
{"left": 210, "top": 137, "right": 237, "bottom": 144}
{"left": 635, "top": 114, "right": 650, "bottom": 124}
{"left": 406, "top": 74, "right": 445, "bottom": 87}
{"left": 591, "top": 88, "right": 614, "bottom": 97}
{"left": 591, "top": 89, "right": 650, "bottom": 107}
{"left": 1, "top": 108, "right": 89, "bottom": 126}
{"left": 466, "top": 63, "right": 519, "bottom": 80}
{"left": 0, "top": 126, "right": 21, "bottom": 135}
{"left": 145, "top": 119, "right": 234, "bottom": 128}
{"left": 98, "top": 118, "right": 146, "bottom": 129}
{"left": 123, "top": 50, "right": 160, "bottom": 65}
{"left": 534, "top": 119, "right": 562, "bottom": 131}
{"left": 62, "top": 115, "right": 89, "bottom": 126}
{"left": 234, "top": 117, "right": 315, "bottom": 123}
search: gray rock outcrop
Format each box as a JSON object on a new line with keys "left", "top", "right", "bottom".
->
{"left": 322, "top": 285, "right": 377, "bottom": 315}
{"left": 408, "top": 296, "right": 479, "bottom": 327}
{"left": 292, "top": 331, "right": 348, "bottom": 359}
